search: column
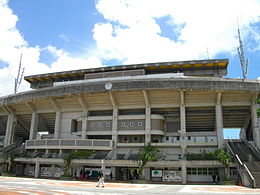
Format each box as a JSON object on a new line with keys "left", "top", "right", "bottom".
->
{"left": 79, "top": 96, "right": 88, "bottom": 139}
{"left": 251, "top": 96, "right": 260, "bottom": 148}
{"left": 111, "top": 167, "right": 116, "bottom": 180}
{"left": 54, "top": 110, "right": 61, "bottom": 139}
{"left": 112, "top": 108, "right": 118, "bottom": 159}
{"left": 181, "top": 160, "right": 187, "bottom": 184}
{"left": 144, "top": 167, "right": 151, "bottom": 181}
{"left": 145, "top": 107, "right": 151, "bottom": 145}
{"left": 29, "top": 112, "right": 39, "bottom": 140}
{"left": 34, "top": 157, "right": 40, "bottom": 178}
{"left": 180, "top": 91, "right": 186, "bottom": 158}
{"left": 81, "top": 109, "right": 88, "bottom": 139}
{"left": 216, "top": 92, "right": 223, "bottom": 149}
{"left": 4, "top": 114, "right": 15, "bottom": 147}
{"left": 25, "top": 164, "right": 30, "bottom": 176}
{"left": 50, "top": 164, "right": 55, "bottom": 178}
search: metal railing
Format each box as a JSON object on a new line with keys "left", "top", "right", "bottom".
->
{"left": 226, "top": 141, "right": 255, "bottom": 188}
{"left": 25, "top": 139, "right": 113, "bottom": 150}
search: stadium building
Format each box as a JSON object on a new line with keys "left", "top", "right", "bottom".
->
{"left": 0, "top": 59, "right": 259, "bottom": 187}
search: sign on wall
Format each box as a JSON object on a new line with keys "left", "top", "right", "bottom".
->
{"left": 152, "top": 170, "right": 163, "bottom": 177}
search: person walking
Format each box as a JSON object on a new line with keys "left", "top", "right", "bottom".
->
{"left": 96, "top": 170, "right": 104, "bottom": 188}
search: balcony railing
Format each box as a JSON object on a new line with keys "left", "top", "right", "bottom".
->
{"left": 25, "top": 139, "right": 113, "bottom": 150}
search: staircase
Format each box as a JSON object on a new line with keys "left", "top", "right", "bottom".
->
{"left": 227, "top": 140, "right": 260, "bottom": 188}
{"left": 228, "top": 141, "right": 259, "bottom": 162}
{"left": 0, "top": 144, "right": 17, "bottom": 154}
{"left": 244, "top": 162, "right": 260, "bottom": 188}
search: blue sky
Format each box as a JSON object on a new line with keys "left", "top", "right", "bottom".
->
{"left": 3, "top": 0, "right": 259, "bottom": 79}
{"left": 1, "top": 0, "right": 260, "bottom": 138}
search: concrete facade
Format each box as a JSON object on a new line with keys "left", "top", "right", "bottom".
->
{"left": 0, "top": 59, "right": 259, "bottom": 183}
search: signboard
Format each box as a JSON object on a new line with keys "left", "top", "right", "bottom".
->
{"left": 152, "top": 170, "right": 163, "bottom": 177}
{"left": 163, "top": 170, "right": 182, "bottom": 182}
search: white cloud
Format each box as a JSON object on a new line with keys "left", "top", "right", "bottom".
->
{"left": 94, "top": 0, "right": 260, "bottom": 64}
{"left": 1, "top": 0, "right": 260, "bottom": 96}
{"left": 0, "top": 1, "right": 103, "bottom": 96}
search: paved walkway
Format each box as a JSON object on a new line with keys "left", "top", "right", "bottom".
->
{"left": 0, "top": 176, "right": 260, "bottom": 194}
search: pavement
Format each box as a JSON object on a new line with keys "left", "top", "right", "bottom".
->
{"left": 0, "top": 176, "right": 260, "bottom": 195}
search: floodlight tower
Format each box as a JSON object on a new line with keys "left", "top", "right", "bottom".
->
{"left": 237, "top": 26, "right": 249, "bottom": 79}
{"left": 14, "top": 53, "right": 25, "bottom": 94}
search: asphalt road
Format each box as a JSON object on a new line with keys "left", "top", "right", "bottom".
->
{"left": 0, "top": 176, "right": 260, "bottom": 195}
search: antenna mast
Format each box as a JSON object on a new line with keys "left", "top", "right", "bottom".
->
{"left": 14, "top": 53, "right": 25, "bottom": 94}
{"left": 237, "top": 26, "right": 249, "bottom": 79}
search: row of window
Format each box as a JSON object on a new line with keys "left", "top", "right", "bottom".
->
{"left": 90, "top": 121, "right": 143, "bottom": 128}
{"left": 187, "top": 168, "right": 218, "bottom": 175}
{"left": 71, "top": 120, "right": 144, "bottom": 132}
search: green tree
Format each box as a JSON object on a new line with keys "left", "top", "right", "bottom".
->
{"left": 62, "top": 150, "right": 93, "bottom": 177}
{"left": 214, "top": 149, "right": 232, "bottom": 179}
{"left": 138, "top": 143, "right": 160, "bottom": 178}
{"left": 256, "top": 99, "right": 260, "bottom": 118}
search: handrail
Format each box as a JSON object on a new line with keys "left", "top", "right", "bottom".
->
{"left": 247, "top": 141, "right": 260, "bottom": 161}
{"left": 226, "top": 141, "right": 255, "bottom": 188}
{"left": 25, "top": 139, "right": 113, "bottom": 150}
{"left": 226, "top": 141, "right": 235, "bottom": 156}
{"left": 227, "top": 140, "right": 256, "bottom": 188}
{"left": 235, "top": 154, "right": 243, "bottom": 165}
{"left": 243, "top": 163, "right": 255, "bottom": 183}
{"left": 235, "top": 155, "right": 256, "bottom": 188}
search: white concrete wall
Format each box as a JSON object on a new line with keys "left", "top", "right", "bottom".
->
{"left": 60, "top": 112, "right": 82, "bottom": 139}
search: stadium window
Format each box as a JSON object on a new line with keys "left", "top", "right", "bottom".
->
{"left": 77, "top": 121, "right": 82, "bottom": 132}
{"left": 198, "top": 168, "right": 203, "bottom": 175}
{"left": 71, "top": 119, "right": 77, "bottom": 132}
{"left": 203, "top": 168, "right": 207, "bottom": 175}
{"left": 187, "top": 168, "right": 192, "bottom": 175}
{"left": 191, "top": 168, "right": 197, "bottom": 175}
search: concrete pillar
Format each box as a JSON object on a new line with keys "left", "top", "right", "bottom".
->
{"left": 50, "top": 164, "right": 55, "bottom": 177}
{"left": 34, "top": 157, "right": 40, "bottom": 178}
{"left": 180, "top": 91, "right": 186, "bottom": 158}
{"left": 181, "top": 160, "right": 187, "bottom": 184}
{"left": 251, "top": 96, "right": 260, "bottom": 148}
{"left": 111, "top": 167, "right": 116, "bottom": 180}
{"left": 145, "top": 107, "right": 151, "bottom": 145}
{"left": 81, "top": 109, "right": 88, "bottom": 139}
{"left": 29, "top": 112, "right": 39, "bottom": 140}
{"left": 112, "top": 108, "right": 118, "bottom": 159}
{"left": 216, "top": 92, "right": 223, "bottom": 149}
{"left": 25, "top": 164, "right": 30, "bottom": 175}
{"left": 101, "top": 159, "right": 105, "bottom": 175}
{"left": 4, "top": 114, "right": 15, "bottom": 147}
{"left": 54, "top": 111, "right": 62, "bottom": 139}
{"left": 144, "top": 167, "right": 151, "bottom": 181}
